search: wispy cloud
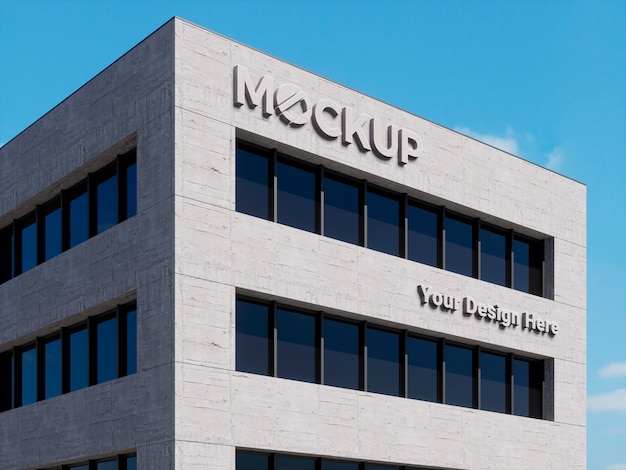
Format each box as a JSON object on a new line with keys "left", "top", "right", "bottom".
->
{"left": 588, "top": 389, "right": 626, "bottom": 412}
{"left": 455, "top": 127, "right": 519, "bottom": 155}
{"left": 545, "top": 146, "right": 564, "bottom": 171}
{"left": 599, "top": 362, "right": 626, "bottom": 378}
{"left": 606, "top": 465, "right": 626, "bottom": 470}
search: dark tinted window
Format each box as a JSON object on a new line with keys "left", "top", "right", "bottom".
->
{"left": 69, "top": 327, "right": 88, "bottom": 391}
{"left": 237, "top": 451, "right": 270, "bottom": 470}
{"left": 480, "top": 227, "right": 507, "bottom": 286}
{"left": 277, "top": 159, "right": 317, "bottom": 232}
{"left": 407, "top": 336, "right": 438, "bottom": 402}
{"left": 445, "top": 215, "right": 473, "bottom": 277}
{"left": 367, "top": 328, "right": 400, "bottom": 396}
{"left": 407, "top": 203, "right": 438, "bottom": 267}
{"left": 96, "top": 316, "right": 118, "bottom": 383}
{"left": 445, "top": 344, "right": 473, "bottom": 408}
{"left": 323, "top": 174, "right": 360, "bottom": 244}
{"left": 324, "top": 462, "right": 360, "bottom": 470}
{"left": 20, "top": 216, "right": 37, "bottom": 273}
{"left": 275, "top": 455, "right": 316, "bottom": 470}
{"left": 277, "top": 308, "right": 316, "bottom": 383}
{"left": 21, "top": 346, "right": 37, "bottom": 406}
{"left": 0, "top": 352, "right": 13, "bottom": 411}
{"left": 70, "top": 466, "right": 88, "bottom": 470}
{"left": 44, "top": 202, "right": 62, "bottom": 261}
{"left": 514, "top": 238, "right": 543, "bottom": 296}
{"left": 480, "top": 351, "right": 506, "bottom": 413}
{"left": 126, "top": 456, "right": 137, "bottom": 470}
{"left": 514, "top": 359, "right": 543, "bottom": 418}
{"left": 44, "top": 337, "right": 62, "bottom": 399}
{"left": 324, "top": 318, "right": 360, "bottom": 390}
{"left": 126, "top": 161, "right": 137, "bottom": 218}
{"left": 126, "top": 308, "right": 137, "bottom": 375}
{"left": 69, "top": 187, "right": 89, "bottom": 248}
{"left": 236, "top": 146, "right": 270, "bottom": 219}
{"left": 366, "top": 466, "right": 401, "bottom": 470}
{"left": 96, "top": 460, "right": 116, "bottom": 470}
{"left": 367, "top": 189, "right": 400, "bottom": 256}
{"left": 96, "top": 171, "right": 118, "bottom": 234}
{"left": 0, "top": 227, "right": 13, "bottom": 282}
{"left": 236, "top": 300, "right": 270, "bottom": 375}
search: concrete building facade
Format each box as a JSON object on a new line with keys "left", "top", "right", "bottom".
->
{"left": 0, "top": 17, "right": 586, "bottom": 470}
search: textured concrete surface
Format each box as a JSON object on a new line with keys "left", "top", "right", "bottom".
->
{"left": 0, "top": 17, "right": 585, "bottom": 470}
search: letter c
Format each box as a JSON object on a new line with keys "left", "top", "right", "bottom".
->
{"left": 312, "top": 99, "right": 342, "bottom": 139}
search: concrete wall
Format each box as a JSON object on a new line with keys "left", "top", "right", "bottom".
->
{"left": 173, "top": 17, "right": 585, "bottom": 470}
{"left": 0, "top": 20, "right": 177, "bottom": 470}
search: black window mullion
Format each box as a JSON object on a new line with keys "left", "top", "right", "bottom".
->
{"left": 475, "top": 346, "right": 481, "bottom": 410}
{"left": 361, "top": 321, "right": 367, "bottom": 392}
{"left": 118, "top": 305, "right": 128, "bottom": 378}
{"left": 400, "top": 193, "right": 408, "bottom": 259}
{"left": 506, "top": 229, "right": 513, "bottom": 288}
{"left": 36, "top": 337, "right": 44, "bottom": 401}
{"left": 36, "top": 205, "right": 44, "bottom": 265}
{"left": 13, "top": 220, "right": 22, "bottom": 275}
{"left": 439, "top": 207, "right": 446, "bottom": 270}
{"left": 61, "top": 327, "right": 70, "bottom": 394}
{"left": 61, "top": 190, "right": 69, "bottom": 252}
{"left": 88, "top": 460, "right": 96, "bottom": 470}
{"left": 270, "top": 301, "right": 277, "bottom": 377}
{"left": 118, "top": 156, "right": 128, "bottom": 222}
{"left": 401, "top": 330, "right": 407, "bottom": 398}
{"left": 88, "top": 316, "right": 96, "bottom": 386}
{"left": 316, "top": 166, "right": 324, "bottom": 235}
{"left": 13, "top": 346, "right": 22, "bottom": 408}
{"left": 361, "top": 180, "right": 368, "bottom": 248}
{"left": 440, "top": 338, "right": 446, "bottom": 404}
{"left": 270, "top": 150, "right": 277, "bottom": 223}
{"left": 506, "top": 353, "right": 513, "bottom": 414}
{"left": 87, "top": 173, "right": 96, "bottom": 238}
{"left": 473, "top": 219, "right": 480, "bottom": 279}
{"left": 319, "top": 312, "right": 324, "bottom": 385}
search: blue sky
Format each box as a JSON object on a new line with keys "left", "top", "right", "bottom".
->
{"left": 1, "top": 1, "right": 624, "bottom": 468}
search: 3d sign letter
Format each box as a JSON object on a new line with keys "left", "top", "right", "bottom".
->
{"left": 234, "top": 65, "right": 423, "bottom": 165}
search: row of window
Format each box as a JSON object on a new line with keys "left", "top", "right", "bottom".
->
{"left": 236, "top": 141, "right": 545, "bottom": 296}
{"left": 0, "top": 302, "right": 137, "bottom": 412}
{"left": 237, "top": 297, "right": 545, "bottom": 419}
{"left": 0, "top": 148, "right": 137, "bottom": 285}
{"left": 37, "top": 453, "right": 136, "bottom": 470}
{"left": 238, "top": 450, "right": 438, "bottom": 470}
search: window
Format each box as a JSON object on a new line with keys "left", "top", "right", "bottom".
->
{"left": 95, "top": 165, "right": 118, "bottom": 235}
{"left": 97, "top": 460, "right": 117, "bottom": 470}
{"left": 480, "top": 226, "right": 507, "bottom": 286}
{"left": 237, "top": 451, "right": 270, "bottom": 470}
{"left": 444, "top": 344, "right": 474, "bottom": 408}
{"left": 407, "top": 336, "right": 438, "bottom": 402}
{"left": 323, "top": 173, "right": 360, "bottom": 245}
{"left": 323, "top": 462, "right": 360, "bottom": 470}
{"left": 235, "top": 296, "right": 548, "bottom": 419}
{"left": 236, "top": 299, "right": 270, "bottom": 375}
{"left": 445, "top": 215, "right": 474, "bottom": 277}
{"left": 18, "top": 213, "right": 37, "bottom": 274}
{"left": 43, "top": 454, "right": 136, "bottom": 470}
{"left": 275, "top": 455, "right": 316, "bottom": 470}
{"left": 0, "top": 148, "right": 137, "bottom": 286}
{"left": 480, "top": 351, "right": 507, "bottom": 413}
{"left": 0, "top": 302, "right": 137, "bottom": 413}
{"left": 366, "top": 188, "right": 400, "bottom": 256}
{"left": 276, "top": 159, "right": 317, "bottom": 232}
{"left": 236, "top": 144, "right": 271, "bottom": 219}
{"left": 235, "top": 140, "right": 548, "bottom": 297}
{"left": 43, "top": 199, "right": 62, "bottom": 261}
{"left": 324, "top": 318, "right": 360, "bottom": 390}
{"left": 43, "top": 336, "right": 62, "bottom": 399}
{"left": 367, "top": 327, "right": 400, "bottom": 396}
{"left": 407, "top": 203, "right": 438, "bottom": 267}
{"left": 513, "top": 358, "right": 543, "bottom": 418}
{"left": 69, "top": 326, "right": 88, "bottom": 391}
{"left": 277, "top": 307, "right": 316, "bottom": 383}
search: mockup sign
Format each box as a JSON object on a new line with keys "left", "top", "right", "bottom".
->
{"left": 233, "top": 65, "right": 423, "bottom": 166}
{"left": 417, "top": 285, "right": 559, "bottom": 336}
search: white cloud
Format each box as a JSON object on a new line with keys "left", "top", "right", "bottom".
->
{"left": 588, "top": 389, "right": 626, "bottom": 412}
{"left": 455, "top": 127, "right": 520, "bottom": 155}
{"left": 606, "top": 465, "right": 626, "bottom": 470}
{"left": 545, "top": 146, "right": 564, "bottom": 171}
{"left": 600, "top": 362, "right": 626, "bottom": 378}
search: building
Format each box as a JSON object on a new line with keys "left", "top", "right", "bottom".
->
{"left": 0, "top": 17, "right": 586, "bottom": 470}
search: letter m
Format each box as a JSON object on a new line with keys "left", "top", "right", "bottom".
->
{"left": 234, "top": 65, "right": 274, "bottom": 117}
